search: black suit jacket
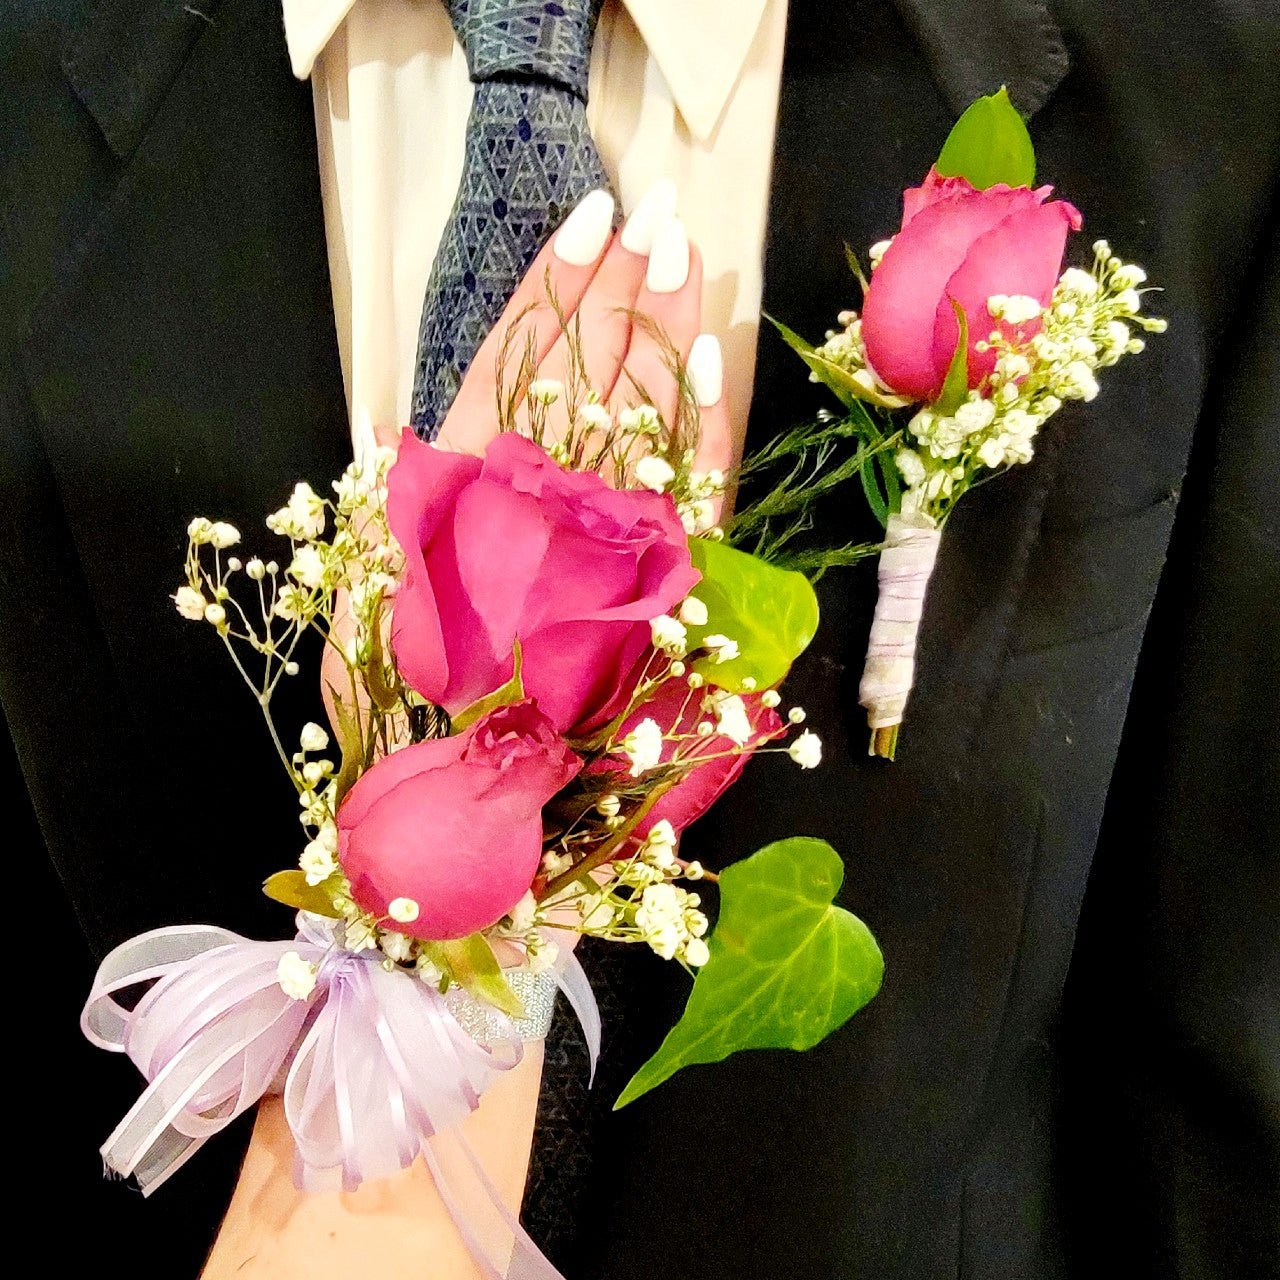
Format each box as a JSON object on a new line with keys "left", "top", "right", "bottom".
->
{"left": 2, "top": 2, "right": 1276, "bottom": 1277}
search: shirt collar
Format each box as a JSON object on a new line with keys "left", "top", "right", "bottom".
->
{"left": 282, "top": 0, "right": 352, "bottom": 79}
{"left": 282, "top": 0, "right": 769, "bottom": 144}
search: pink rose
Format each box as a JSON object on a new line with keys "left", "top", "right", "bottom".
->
{"left": 610, "top": 679, "right": 784, "bottom": 842}
{"left": 337, "top": 701, "right": 580, "bottom": 940}
{"left": 388, "top": 433, "right": 699, "bottom": 737}
{"left": 861, "top": 169, "right": 1083, "bottom": 401}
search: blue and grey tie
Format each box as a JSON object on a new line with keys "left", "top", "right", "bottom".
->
{"left": 410, "top": 0, "right": 611, "bottom": 439}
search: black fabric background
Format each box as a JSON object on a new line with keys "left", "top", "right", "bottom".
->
{"left": 2, "top": 1, "right": 1276, "bottom": 1277}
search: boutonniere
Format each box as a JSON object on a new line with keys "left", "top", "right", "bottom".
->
{"left": 765, "top": 88, "right": 1164, "bottom": 757}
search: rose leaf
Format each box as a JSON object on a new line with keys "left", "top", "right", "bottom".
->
{"left": 328, "top": 686, "right": 365, "bottom": 803}
{"left": 765, "top": 314, "right": 912, "bottom": 411}
{"left": 364, "top": 593, "right": 401, "bottom": 713}
{"left": 615, "top": 837, "right": 884, "bottom": 1108}
{"left": 450, "top": 637, "right": 525, "bottom": 733}
{"left": 935, "top": 86, "right": 1036, "bottom": 190}
{"left": 263, "top": 869, "right": 343, "bottom": 918}
{"left": 935, "top": 299, "right": 971, "bottom": 415}
{"left": 424, "top": 933, "right": 526, "bottom": 1018}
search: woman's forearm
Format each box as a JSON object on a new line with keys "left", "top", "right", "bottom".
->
{"left": 201, "top": 1042, "right": 545, "bottom": 1279}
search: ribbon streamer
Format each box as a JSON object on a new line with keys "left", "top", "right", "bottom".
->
{"left": 82, "top": 914, "right": 598, "bottom": 1280}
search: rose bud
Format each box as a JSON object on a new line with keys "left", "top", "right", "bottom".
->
{"left": 861, "top": 169, "right": 1082, "bottom": 401}
{"left": 337, "top": 701, "right": 581, "bottom": 940}
{"left": 387, "top": 433, "right": 698, "bottom": 738}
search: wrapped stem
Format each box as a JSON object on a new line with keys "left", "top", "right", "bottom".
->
{"left": 858, "top": 512, "right": 941, "bottom": 759}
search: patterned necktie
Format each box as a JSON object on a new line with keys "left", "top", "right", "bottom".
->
{"left": 410, "top": 0, "right": 611, "bottom": 439}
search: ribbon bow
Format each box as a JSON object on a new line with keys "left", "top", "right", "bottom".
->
{"left": 82, "top": 914, "right": 599, "bottom": 1280}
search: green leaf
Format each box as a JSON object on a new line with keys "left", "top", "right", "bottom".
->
{"left": 451, "top": 638, "right": 524, "bottom": 732}
{"left": 858, "top": 452, "right": 889, "bottom": 528}
{"left": 686, "top": 537, "right": 819, "bottom": 692}
{"left": 424, "top": 934, "right": 526, "bottom": 1018}
{"left": 364, "top": 594, "right": 400, "bottom": 713}
{"left": 328, "top": 686, "right": 364, "bottom": 803}
{"left": 935, "top": 86, "right": 1035, "bottom": 190}
{"left": 263, "top": 869, "right": 342, "bottom": 918}
{"left": 934, "top": 298, "right": 970, "bottom": 415}
{"left": 616, "top": 838, "right": 884, "bottom": 1107}
{"left": 842, "top": 241, "right": 869, "bottom": 294}
{"left": 874, "top": 446, "right": 902, "bottom": 514}
{"left": 764, "top": 314, "right": 912, "bottom": 411}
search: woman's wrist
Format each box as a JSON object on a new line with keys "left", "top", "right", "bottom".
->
{"left": 201, "top": 1041, "right": 545, "bottom": 1280}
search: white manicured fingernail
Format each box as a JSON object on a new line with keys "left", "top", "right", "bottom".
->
{"left": 553, "top": 189, "right": 616, "bottom": 266}
{"left": 687, "top": 334, "right": 723, "bottom": 406}
{"left": 620, "top": 179, "right": 678, "bottom": 255}
{"left": 646, "top": 216, "right": 689, "bottom": 293}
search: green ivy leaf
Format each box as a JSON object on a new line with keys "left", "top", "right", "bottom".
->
{"left": 934, "top": 298, "right": 971, "bottom": 415}
{"left": 451, "top": 638, "right": 524, "bottom": 733}
{"left": 263, "top": 869, "right": 342, "bottom": 918}
{"left": 423, "top": 934, "right": 526, "bottom": 1018}
{"left": 687, "top": 537, "right": 819, "bottom": 692}
{"left": 616, "top": 838, "right": 884, "bottom": 1107}
{"left": 935, "top": 87, "right": 1035, "bottom": 190}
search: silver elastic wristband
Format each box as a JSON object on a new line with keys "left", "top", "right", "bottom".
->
{"left": 443, "top": 967, "right": 559, "bottom": 1045}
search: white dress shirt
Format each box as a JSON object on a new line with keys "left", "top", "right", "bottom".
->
{"left": 282, "top": 0, "right": 787, "bottom": 452}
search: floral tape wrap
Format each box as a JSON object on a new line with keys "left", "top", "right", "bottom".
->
{"left": 81, "top": 913, "right": 599, "bottom": 1280}
{"left": 858, "top": 512, "right": 942, "bottom": 731}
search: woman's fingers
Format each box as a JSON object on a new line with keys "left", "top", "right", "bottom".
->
{"left": 688, "top": 334, "right": 731, "bottom": 466}
{"left": 433, "top": 181, "right": 726, "bottom": 518}
{"left": 686, "top": 333, "right": 735, "bottom": 519}
{"left": 437, "top": 188, "right": 616, "bottom": 454}
{"left": 613, "top": 216, "right": 703, "bottom": 425}
{"left": 513, "top": 181, "right": 675, "bottom": 441}
{"left": 555, "top": 180, "right": 677, "bottom": 402}
{"left": 512, "top": 234, "right": 644, "bottom": 440}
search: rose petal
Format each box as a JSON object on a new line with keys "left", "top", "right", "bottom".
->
{"left": 862, "top": 183, "right": 1052, "bottom": 401}
{"left": 342, "top": 763, "right": 545, "bottom": 939}
{"left": 387, "top": 438, "right": 482, "bottom": 704}
{"left": 933, "top": 198, "right": 1080, "bottom": 388}
{"left": 453, "top": 478, "right": 550, "bottom": 658}
{"left": 337, "top": 732, "right": 469, "bottom": 831}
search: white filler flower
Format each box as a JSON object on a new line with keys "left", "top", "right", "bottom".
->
{"left": 789, "top": 730, "right": 823, "bottom": 769}
{"left": 634, "top": 454, "right": 676, "bottom": 493}
{"left": 623, "top": 718, "right": 664, "bottom": 776}
{"left": 714, "top": 694, "right": 754, "bottom": 746}
{"left": 678, "top": 595, "right": 709, "bottom": 627}
{"left": 277, "top": 951, "right": 318, "bottom": 1001}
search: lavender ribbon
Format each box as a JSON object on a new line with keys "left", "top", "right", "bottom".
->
{"left": 82, "top": 914, "right": 599, "bottom": 1280}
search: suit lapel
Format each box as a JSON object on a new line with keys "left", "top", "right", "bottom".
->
{"left": 61, "top": 0, "right": 226, "bottom": 161}
{"left": 892, "top": 0, "right": 1069, "bottom": 116}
